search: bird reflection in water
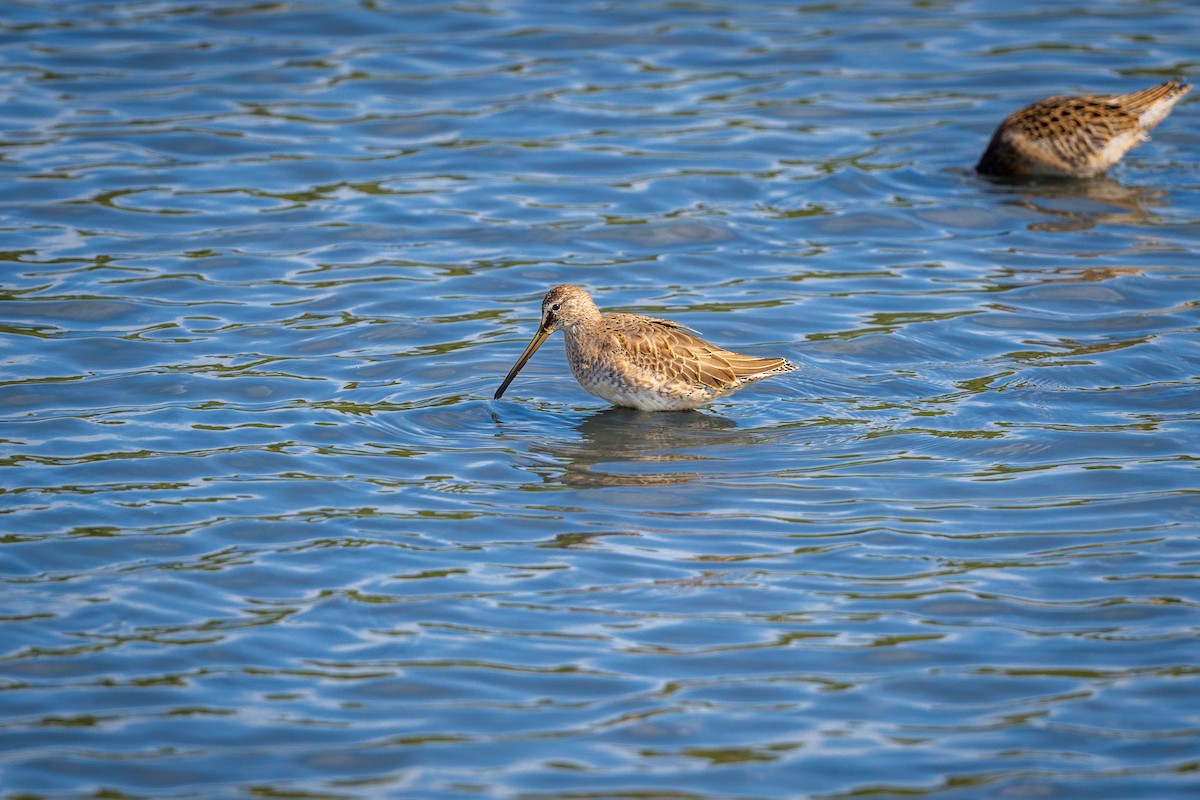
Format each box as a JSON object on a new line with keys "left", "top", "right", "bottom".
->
{"left": 527, "top": 407, "right": 753, "bottom": 489}
{"left": 989, "top": 175, "right": 1170, "bottom": 233}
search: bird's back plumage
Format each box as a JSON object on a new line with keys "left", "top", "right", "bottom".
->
{"left": 976, "top": 78, "right": 1190, "bottom": 178}
{"left": 603, "top": 313, "right": 795, "bottom": 393}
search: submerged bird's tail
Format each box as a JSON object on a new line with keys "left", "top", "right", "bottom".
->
{"left": 1114, "top": 77, "right": 1191, "bottom": 131}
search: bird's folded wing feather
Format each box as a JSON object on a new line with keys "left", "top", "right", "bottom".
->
{"left": 608, "top": 314, "right": 785, "bottom": 389}
{"left": 1005, "top": 97, "right": 1140, "bottom": 170}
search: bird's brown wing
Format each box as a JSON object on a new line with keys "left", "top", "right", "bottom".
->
{"left": 1002, "top": 95, "right": 1141, "bottom": 172}
{"left": 607, "top": 314, "right": 793, "bottom": 390}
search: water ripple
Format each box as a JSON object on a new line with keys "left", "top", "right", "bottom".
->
{"left": 3, "top": 0, "right": 1200, "bottom": 798}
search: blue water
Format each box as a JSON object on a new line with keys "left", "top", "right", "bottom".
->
{"left": 2, "top": 1, "right": 1199, "bottom": 798}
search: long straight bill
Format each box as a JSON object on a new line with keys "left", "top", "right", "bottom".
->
{"left": 494, "top": 328, "right": 551, "bottom": 399}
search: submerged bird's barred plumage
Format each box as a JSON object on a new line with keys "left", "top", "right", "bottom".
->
{"left": 494, "top": 285, "right": 796, "bottom": 411}
{"left": 976, "top": 78, "right": 1190, "bottom": 178}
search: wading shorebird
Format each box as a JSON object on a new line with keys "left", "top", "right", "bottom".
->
{"left": 493, "top": 285, "right": 796, "bottom": 411}
{"left": 976, "top": 77, "right": 1191, "bottom": 178}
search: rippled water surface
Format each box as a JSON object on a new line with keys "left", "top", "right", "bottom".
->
{"left": 3, "top": 1, "right": 1199, "bottom": 798}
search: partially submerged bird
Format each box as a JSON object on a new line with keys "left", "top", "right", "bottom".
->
{"left": 493, "top": 285, "right": 796, "bottom": 411}
{"left": 976, "top": 77, "right": 1190, "bottom": 178}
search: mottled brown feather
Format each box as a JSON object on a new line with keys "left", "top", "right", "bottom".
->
{"left": 976, "top": 78, "right": 1190, "bottom": 178}
{"left": 609, "top": 314, "right": 789, "bottom": 391}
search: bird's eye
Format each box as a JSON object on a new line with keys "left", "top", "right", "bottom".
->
{"left": 551, "top": 303, "right": 561, "bottom": 311}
